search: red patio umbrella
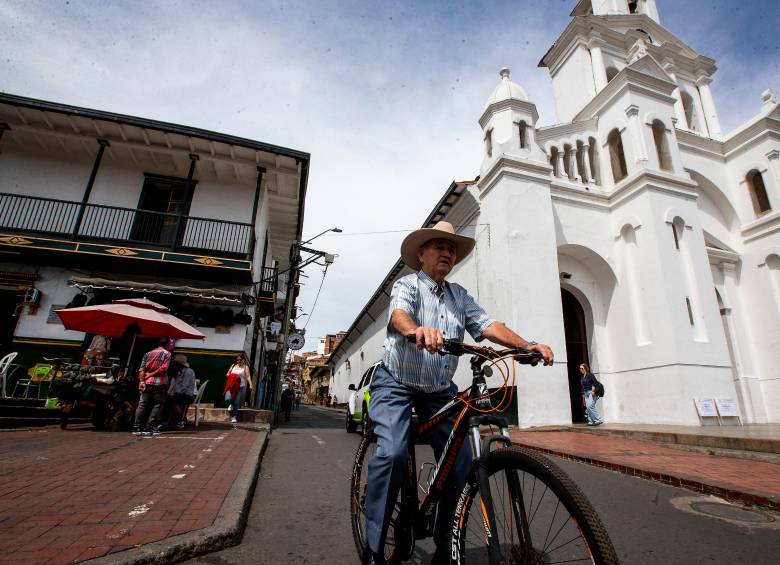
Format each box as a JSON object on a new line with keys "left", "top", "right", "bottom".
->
{"left": 56, "top": 297, "right": 205, "bottom": 369}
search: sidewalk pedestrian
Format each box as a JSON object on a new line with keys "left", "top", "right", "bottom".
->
{"left": 281, "top": 385, "right": 294, "bottom": 422}
{"left": 160, "top": 354, "right": 197, "bottom": 430}
{"left": 224, "top": 353, "right": 252, "bottom": 424}
{"left": 580, "top": 363, "right": 603, "bottom": 426}
{"left": 133, "top": 338, "right": 174, "bottom": 435}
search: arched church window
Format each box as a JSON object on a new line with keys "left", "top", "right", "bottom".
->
{"left": 588, "top": 136, "right": 600, "bottom": 185}
{"left": 671, "top": 216, "right": 684, "bottom": 250}
{"left": 628, "top": 1, "right": 639, "bottom": 13}
{"left": 652, "top": 120, "right": 673, "bottom": 171}
{"left": 681, "top": 91, "right": 698, "bottom": 131}
{"left": 606, "top": 66, "right": 619, "bottom": 82}
{"left": 518, "top": 121, "right": 528, "bottom": 149}
{"left": 747, "top": 169, "right": 771, "bottom": 215}
{"left": 485, "top": 129, "right": 493, "bottom": 158}
{"left": 607, "top": 129, "right": 628, "bottom": 183}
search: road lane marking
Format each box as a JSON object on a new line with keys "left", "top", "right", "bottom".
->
{"left": 312, "top": 435, "right": 326, "bottom": 446}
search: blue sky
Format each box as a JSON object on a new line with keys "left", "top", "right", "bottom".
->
{"left": 1, "top": 0, "right": 778, "bottom": 352}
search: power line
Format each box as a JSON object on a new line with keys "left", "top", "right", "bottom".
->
{"left": 312, "top": 223, "right": 490, "bottom": 238}
{"left": 302, "top": 263, "right": 329, "bottom": 331}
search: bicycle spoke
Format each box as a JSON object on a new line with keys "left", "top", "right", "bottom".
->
{"left": 455, "top": 449, "right": 611, "bottom": 565}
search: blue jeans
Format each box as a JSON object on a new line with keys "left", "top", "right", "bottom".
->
{"left": 584, "top": 390, "right": 602, "bottom": 424}
{"left": 365, "top": 365, "right": 473, "bottom": 554}
{"left": 228, "top": 386, "right": 244, "bottom": 419}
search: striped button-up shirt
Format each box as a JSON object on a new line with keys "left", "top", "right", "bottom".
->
{"left": 382, "top": 271, "right": 495, "bottom": 393}
{"left": 140, "top": 347, "right": 171, "bottom": 386}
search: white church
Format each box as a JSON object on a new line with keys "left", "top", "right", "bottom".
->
{"left": 329, "top": 0, "right": 780, "bottom": 426}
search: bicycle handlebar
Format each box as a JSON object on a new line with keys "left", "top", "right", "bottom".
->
{"left": 405, "top": 335, "right": 543, "bottom": 365}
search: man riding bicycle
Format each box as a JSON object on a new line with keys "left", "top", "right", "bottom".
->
{"left": 364, "top": 221, "right": 554, "bottom": 565}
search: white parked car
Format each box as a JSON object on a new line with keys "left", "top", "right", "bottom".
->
{"left": 346, "top": 363, "right": 379, "bottom": 433}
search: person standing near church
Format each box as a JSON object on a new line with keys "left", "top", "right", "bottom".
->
{"left": 580, "top": 363, "right": 603, "bottom": 426}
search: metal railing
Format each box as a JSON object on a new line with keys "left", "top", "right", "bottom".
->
{"left": 258, "top": 265, "right": 279, "bottom": 296}
{"left": 0, "top": 192, "right": 254, "bottom": 258}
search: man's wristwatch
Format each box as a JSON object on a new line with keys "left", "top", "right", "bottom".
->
{"left": 525, "top": 341, "right": 538, "bottom": 348}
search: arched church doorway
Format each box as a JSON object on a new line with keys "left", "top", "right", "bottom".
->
{"left": 561, "top": 288, "right": 589, "bottom": 422}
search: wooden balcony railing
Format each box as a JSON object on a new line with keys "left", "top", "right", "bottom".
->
{"left": 0, "top": 192, "right": 254, "bottom": 258}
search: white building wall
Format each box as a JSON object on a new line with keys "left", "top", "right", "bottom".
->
{"left": 550, "top": 45, "right": 598, "bottom": 124}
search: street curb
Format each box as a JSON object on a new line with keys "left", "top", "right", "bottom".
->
{"left": 84, "top": 429, "right": 270, "bottom": 564}
{"left": 511, "top": 440, "right": 779, "bottom": 510}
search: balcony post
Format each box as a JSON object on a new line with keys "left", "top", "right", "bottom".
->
{"left": 172, "top": 153, "right": 199, "bottom": 250}
{"left": 71, "top": 139, "right": 109, "bottom": 240}
{"left": 250, "top": 166, "right": 266, "bottom": 259}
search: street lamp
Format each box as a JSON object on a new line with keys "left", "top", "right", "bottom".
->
{"left": 300, "top": 226, "right": 342, "bottom": 245}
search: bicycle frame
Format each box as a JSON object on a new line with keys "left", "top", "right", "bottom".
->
{"left": 398, "top": 350, "right": 518, "bottom": 554}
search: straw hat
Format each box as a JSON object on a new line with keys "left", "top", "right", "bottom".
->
{"left": 400, "top": 221, "right": 475, "bottom": 271}
{"left": 173, "top": 354, "right": 190, "bottom": 367}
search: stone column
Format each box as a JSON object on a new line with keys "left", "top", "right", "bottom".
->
{"left": 663, "top": 61, "right": 688, "bottom": 129}
{"left": 579, "top": 143, "right": 592, "bottom": 183}
{"left": 625, "top": 105, "right": 648, "bottom": 167}
{"left": 555, "top": 149, "right": 565, "bottom": 179}
{"left": 588, "top": 37, "right": 608, "bottom": 92}
{"left": 568, "top": 147, "right": 581, "bottom": 182}
{"left": 696, "top": 75, "right": 722, "bottom": 139}
{"left": 718, "top": 261, "right": 756, "bottom": 422}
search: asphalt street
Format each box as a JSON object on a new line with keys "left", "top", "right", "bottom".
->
{"left": 188, "top": 404, "right": 780, "bottom": 564}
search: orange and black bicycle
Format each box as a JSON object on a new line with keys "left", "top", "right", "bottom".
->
{"left": 350, "top": 339, "right": 619, "bottom": 564}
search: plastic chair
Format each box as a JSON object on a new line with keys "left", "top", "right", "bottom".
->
{"left": 0, "top": 352, "right": 18, "bottom": 397}
{"left": 13, "top": 364, "right": 52, "bottom": 399}
{"left": 193, "top": 380, "right": 209, "bottom": 428}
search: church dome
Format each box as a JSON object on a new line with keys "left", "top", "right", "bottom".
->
{"left": 485, "top": 68, "right": 528, "bottom": 109}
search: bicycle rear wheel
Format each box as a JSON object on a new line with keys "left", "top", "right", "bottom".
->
{"left": 451, "top": 446, "right": 619, "bottom": 564}
{"left": 351, "top": 426, "right": 406, "bottom": 563}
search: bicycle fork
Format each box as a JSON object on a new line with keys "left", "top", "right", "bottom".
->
{"left": 468, "top": 416, "right": 533, "bottom": 564}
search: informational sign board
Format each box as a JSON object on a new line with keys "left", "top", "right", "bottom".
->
{"left": 694, "top": 398, "right": 718, "bottom": 418}
{"left": 715, "top": 398, "right": 739, "bottom": 417}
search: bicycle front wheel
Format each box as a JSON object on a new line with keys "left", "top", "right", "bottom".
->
{"left": 451, "top": 446, "right": 619, "bottom": 565}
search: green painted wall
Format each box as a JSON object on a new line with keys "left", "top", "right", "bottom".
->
{"left": 6, "top": 339, "right": 243, "bottom": 407}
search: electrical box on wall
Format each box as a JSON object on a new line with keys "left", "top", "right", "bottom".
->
{"left": 23, "top": 288, "right": 41, "bottom": 305}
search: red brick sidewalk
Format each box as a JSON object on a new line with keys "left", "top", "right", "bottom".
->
{"left": 0, "top": 425, "right": 257, "bottom": 565}
{"left": 509, "top": 430, "right": 780, "bottom": 509}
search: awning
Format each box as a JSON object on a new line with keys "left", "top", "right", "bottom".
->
{"left": 67, "top": 276, "right": 243, "bottom": 304}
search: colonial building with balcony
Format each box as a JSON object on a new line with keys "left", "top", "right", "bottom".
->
{"left": 330, "top": 0, "right": 780, "bottom": 426}
{"left": 0, "top": 93, "right": 309, "bottom": 405}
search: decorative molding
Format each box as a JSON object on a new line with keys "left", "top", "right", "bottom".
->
{"left": 105, "top": 247, "right": 139, "bottom": 257}
{"left": 741, "top": 210, "right": 780, "bottom": 243}
{"left": 0, "top": 232, "right": 251, "bottom": 272}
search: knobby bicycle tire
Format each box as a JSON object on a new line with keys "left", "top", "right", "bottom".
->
{"left": 451, "top": 446, "right": 619, "bottom": 565}
{"left": 351, "top": 425, "right": 409, "bottom": 564}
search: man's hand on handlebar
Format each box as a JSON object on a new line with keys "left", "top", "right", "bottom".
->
{"left": 526, "top": 342, "right": 554, "bottom": 366}
{"left": 409, "top": 327, "right": 444, "bottom": 353}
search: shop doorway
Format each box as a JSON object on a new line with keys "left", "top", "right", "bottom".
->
{"left": 0, "top": 290, "right": 22, "bottom": 356}
{"left": 561, "top": 288, "right": 589, "bottom": 423}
